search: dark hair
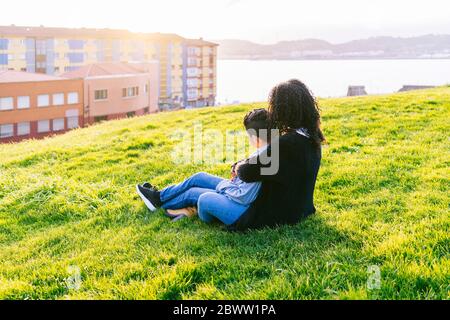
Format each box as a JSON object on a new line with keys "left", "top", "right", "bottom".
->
{"left": 244, "top": 108, "right": 270, "bottom": 141}
{"left": 268, "top": 79, "right": 325, "bottom": 149}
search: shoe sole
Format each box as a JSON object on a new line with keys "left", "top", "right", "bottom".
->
{"left": 164, "top": 210, "right": 180, "bottom": 218}
{"left": 136, "top": 185, "right": 157, "bottom": 212}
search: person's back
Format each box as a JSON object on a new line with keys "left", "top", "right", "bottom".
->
{"left": 230, "top": 79, "right": 325, "bottom": 231}
{"left": 287, "top": 131, "right": 321, "bottom": 219}
{"left": 232, "top": 131, "right": 321, "bottom": 230}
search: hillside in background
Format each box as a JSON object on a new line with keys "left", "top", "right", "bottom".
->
{"left": 216, "top": 35, "right": 450, "bottom": 59}
{"left": 0, "top": 88, "right": 449, "bottom": 299}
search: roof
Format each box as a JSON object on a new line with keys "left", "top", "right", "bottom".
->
{"left": 186, "top": 38, "right": 219, "bottom": 47}
{"left": 0, "top": 70, "right": 69, "bottom": 83}
{"left": 0, "top": 25, "right": 185, "bottom": 41}
{"left": 61, "top": 62, "right": 150, "bottom": 79}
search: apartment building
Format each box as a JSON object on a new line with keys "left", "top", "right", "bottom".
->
{"left": 0, "top": 70, "right": 83, "bottom": 143}
{"left": 184, "top": 39, "right": 217, "bottom": 108}
{"left": 0, "top": 25, "right": 218, "bottom": 109}
{"left": 62, "top": 62, "right": 159, "bottom": 124}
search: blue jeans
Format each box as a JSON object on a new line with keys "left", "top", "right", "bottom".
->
{"left": 160, "top": 172, "right": 249, "bottom": 225}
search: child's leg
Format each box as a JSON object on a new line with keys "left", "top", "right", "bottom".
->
{"left": 162, "top": 187, "right": 213, "bottom": 210}
{"left": 160, "top": 172, "right": 224, "bottom": 203}
{"left": 197, "top": 192, "right": 249, "bottom": 225}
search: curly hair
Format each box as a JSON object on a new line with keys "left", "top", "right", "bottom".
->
{"left": 268, "top": 79, "right": 325, "bottom": 149}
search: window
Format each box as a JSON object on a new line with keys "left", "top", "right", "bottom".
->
{"left": 0, "top": 54, "right": 8, "bottom": 65}
{"left": 0, "top": 124, "right": 13, "bottom": 138}
{"left": 37, "top": 94, "right": 50, "bottom": 107}
{"left": 144, "top": 84, "right": 149, "bottom": 93}
{"left": 188, "top": 47, "right": 198, "bottom": 55}
{"left": 128, "top": 87, "right": 139, "bottom": 96}
{"left": 188, "top": 58, "right": 197, "bottom": 66}
{"left": 67, "top": 116, "right": 79, "bottom": 129}
{"left": 52, "top": 93, "right": 64, "bottom": 106}
{"left": 67, "top": 92, "right": 79, "bottom": 104}
{"left": 94, "top": 89, "right": 108, "bottom": 100}
{"left": 17, "top": 122, "right": 30, "bottom": 136}
{"left": 143, "top": 107, "right": 149, "bottom": 114}
{"left": 122, "top": 86, "right": 139, "bottom": 98}
{"left": 67, "top": 52, "right": 84, "bottom": 63}
{"left": 0, "top": 97, "right": 14, "bottom": 110}
{"left": 37, "top": 120, "right": 50, "bottom": 133}
{"left": 187, "top": 68, "right": 199, "bottom": 77}
{"left": 35, "top": 40, "right": 47, "bottom": 55}
{"left": 17, "top": 96, "right": 30, "bottom": 109}
{"left": 0, "top": 39, "right": 9, "bottom": 50}
{"left": 187, "top": 89, "right": 198, "bottom": 100}
{"left": 187, "top": 78, "right": 198, "bottom": 88}
{"left": 68, "top": 40, "right": 85, "bottom": 50}
{"left": 53, "top": 118, "right": 65, "bottom": 131}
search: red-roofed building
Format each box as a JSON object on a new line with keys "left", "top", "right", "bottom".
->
{"left": 0, "top": 70, "right": 83, "bottom": 143}
{"left": 62, "top": 62, "right": 159, "bottom": 124}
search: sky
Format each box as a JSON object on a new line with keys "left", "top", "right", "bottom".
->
{"left": 3, "top": 0, "right": 450, "bottom": 43}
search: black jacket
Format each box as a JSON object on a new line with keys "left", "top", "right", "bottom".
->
{"left": 230, "top": 131, "right": 322, "bottom": 231}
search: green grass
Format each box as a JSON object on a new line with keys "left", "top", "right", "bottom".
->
{"left": 0, "top": 88, "right": 449, "bottom": 300}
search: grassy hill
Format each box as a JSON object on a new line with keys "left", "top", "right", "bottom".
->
{"left": 0, "top": 88, "right": 449, "bottom": 300}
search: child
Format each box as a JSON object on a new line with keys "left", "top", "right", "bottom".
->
{"left": 136, "top": 108, "right": 270, "bottom": 224}
{"left": 215, "top": 108, "right": 269, "bottom": 205}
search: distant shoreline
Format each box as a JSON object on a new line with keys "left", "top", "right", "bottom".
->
{"left": 218, "top": 57, "right": 450, "bottom": 61}
{"left": 215, "top": 35, "right": 450, "bottom": 62}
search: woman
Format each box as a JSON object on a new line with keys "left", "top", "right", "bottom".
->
{"left": 231, "top": 79, "right": 325, "bottom": 230}
{"left": 137, "top": 79, "right": 324, "bottom": 230}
